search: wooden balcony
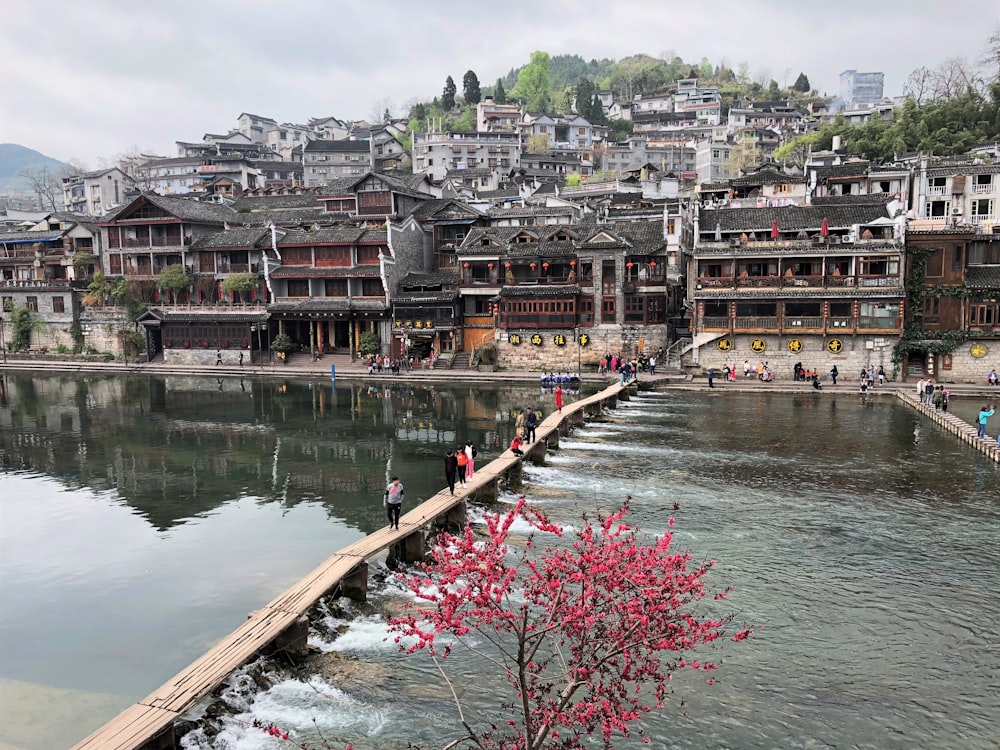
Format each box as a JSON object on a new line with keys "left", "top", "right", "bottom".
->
{"left": 697, "top": 315, "right": 900, "bottom": 334}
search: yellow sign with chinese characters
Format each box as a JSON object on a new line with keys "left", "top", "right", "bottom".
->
{"left": 787, "top": 338, "right": 803, "bottom": 354}
{"left": 827, "top": 338, "right": 844, "bottom": 354}
{"left": 750, "top": 338, "right": 767, "bottom": 353}
{"left": 717, "top": 338, "right": 733, "bottom": 352}
{"left": 554, "top": 334, "right": 566, "bottom": 346}
{"left": 970, "top": 342, "right": 989, "bottom": 358}
{"left": 509, "top": 333, "right": 522, "bottom": 346}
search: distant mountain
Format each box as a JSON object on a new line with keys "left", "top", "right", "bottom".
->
{"left": 0, "top": 143, "right": 70, "bottom": 195}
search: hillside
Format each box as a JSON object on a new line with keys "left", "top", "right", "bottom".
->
{"left": 0, "top": 143, "right": 69, "bottom": 194}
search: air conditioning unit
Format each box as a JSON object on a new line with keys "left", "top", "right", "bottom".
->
{"left": 951, "top": 207, "right": 962, "bottom": 216}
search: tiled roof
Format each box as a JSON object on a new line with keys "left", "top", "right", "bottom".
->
{"left": 694, "top": 285, "right": 903, "bottom": 300}
{"left": 143, "top": 307, "right": 268, "bottom": 323}
{"left": 811, "top": 194, "right": 893, "bottom": 206}
{"left": 276, "top": 227, "right": 386, "bottom": 245}
{"left": 810, "top": 161, "right": 871, "bottom": 179}
{"left": 407, "top": 199, "right": 481, "bottom": 221}
{"left": 965, "top": 265, "right": 1000, "bottom": 289}
{"left": 304, "top": 139, "right": 370, "bottom": 152}
{"left": 0, "top": 229, "right": 66, "bottom": 241}
{"left": 700, "top": 203, "right": 892, "bottom": 233}
{"left": 101, "top": 194, "right": 236, "bottom": 225}
{"left": 399, "top": 271, "right": 460, "bottom": 288}
{"left": 191, "top": 227, "right": 270, "bottom": 249}
{"left": 268, "top": 298, "right": 387, "bottom": 312}
{"left": 730, "top": 169, "right": 805, "bottom": 186}
{"left": 231, "top": 194, "right": 322, "bottom": 210}
{"left": 503, "top": 284, "right": 581, "bottom": 298}
{"left": 392, "top": 292, "right": 458, "bottom": 304}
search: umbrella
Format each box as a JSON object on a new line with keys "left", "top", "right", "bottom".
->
{"left": 770, "top": 220, "right": 779, "bottom": 239}
{"left": 821, "top": 217, "right": 829, "bottom": 237}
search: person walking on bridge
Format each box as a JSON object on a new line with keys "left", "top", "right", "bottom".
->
{"left": 525, "top": 408, "right": 538, "bottom": 443}
{"left": 977, "top": 405, "right": 995, "bottom": 440}
{"left": 383, "top": 476, "right": 404, "bottom": 530}
{"left": 444, "top": 450, "right": 458, "bottom": 495}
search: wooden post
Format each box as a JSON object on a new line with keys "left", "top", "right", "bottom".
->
{"left": 341, "top": 562, "right": 369, "bottom": 602}
{"left": 504, "top": 461, "right": 523, "bottom": 490}
{"left": 272, "top": 615, "right": 310, "bottom": 657}
{"left": 400, "top": 531, "right": 424, "bottom": 563}
{"left": 437, "top": 500, "right": 467, "bottom": 530}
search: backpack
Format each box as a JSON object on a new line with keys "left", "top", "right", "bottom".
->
{"left": 470, "top": 444, "right": 477, "bottom": 458}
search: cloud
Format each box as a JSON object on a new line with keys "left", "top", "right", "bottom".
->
{"left": 0, "top": 0, "right": 995, "bottom": 165}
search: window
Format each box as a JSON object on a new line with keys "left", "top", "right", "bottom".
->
{"left": 774, "top": 184, "right": 791, "bottom": 194}
{"left": 601, "top": 296, "right": 616, "bottom": 323}
{"left": 52, "top": 296, "right": 65, "bottom": 313}
{"left": 2, "top": 296, "right": 12, "bottom": 312}
{"left": 923, "top": 296, "right": 940, "bottom": 323}
{"left": 578, "top": 127, "right": 586, "bottom": 135}
{"left": 970, "top": 303, "right": 999, "bottom": 326}
{"left": 924, "top": 251, "right": 944, "bottom": 278}
{"left": 971, "top": 199, "right": 994, "bottom": 218}
{"left": 324, "top": 279, "right": 348, "bottom": 297}
{"left": 361, "top": 279, "right": 383, "bottom": 296}
{"left": 953, "top": 244, "right": 964, "bottom": 270}
{"left": 26, "top": 296, "right": 38, "bottom": 312}
{"left": 926, "top": 200, "right": 950, "bottom": 217}
{"left": 287, "top": 280, "right": 309, "bottom": 297}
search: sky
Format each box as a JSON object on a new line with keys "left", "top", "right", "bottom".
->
{"left": 1, "top": 0, "right": 997, "bottom": 167}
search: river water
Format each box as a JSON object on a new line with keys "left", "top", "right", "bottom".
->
{"left": 0, "top": 374, "right": 998, "bottom": 749}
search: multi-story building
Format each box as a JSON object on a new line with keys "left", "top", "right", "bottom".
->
{"left": 695, "top": 139, "right": 733, "bottom": 183}
{"left": 686, "top": 201, "right": 907, "bottom": 374}
{"left": 308, "top": 116, "right": 350, "bottom": 141}
{"left": 302, "top": 139, "right": 372, "bottom": 186}
{"left": 903, "top": 226, "right": 1000, "bottom": 381}
{"left": 413, "top": 131, "right": 521, "bottom": 183}
{"left": 455, "top": 219, "right": 672, "bottom": 368}
{"left": 520, "top": 113, "right": 601, "bottom": 159}
{"left": 915, "top": 156, "right": 1000, "bottom": 231}
{"left": 476, "top": 98, "right": 522, "bottom": 132}
{"left": 62, "top": 168, "right": 135, "bottom": 216}
{"left": 673, "top": 79, "right": 721, "bottom": 126}
{"left": 263, "top": 123, "right": 313, "bottom": 160}
{"left": 727, "top": 101, "right": 805, "bottom": 134}
{"left": 839, "top": 70, "right": 885, "bottom": 108}
{"left": 237, "top": 113, "right": 278, "bottom": 143}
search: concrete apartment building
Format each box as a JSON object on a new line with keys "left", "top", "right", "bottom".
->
{"left": 412, "top": 131, "right": 522, "bottom": 183}
{"left": 62, "top": 168, "right": 135, "bottom": 215}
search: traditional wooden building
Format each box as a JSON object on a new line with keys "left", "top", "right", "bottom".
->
{"left": 687, "top": 200, "right": 907, "bottom": 375}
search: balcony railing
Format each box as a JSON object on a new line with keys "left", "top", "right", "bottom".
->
{"left": 736, "top": 276, "right": 780, "bottom": 288}
{"left": 698, "top": 315, "right": 899, "bottom": 333}
{"left": 927, "top": 185, "right": 947, "bottom": 196}
{"left": 973, "top": 183, "right": 993, "bottom": 194}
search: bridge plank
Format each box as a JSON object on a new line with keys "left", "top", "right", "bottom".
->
{"left": 72, "top": 704, "right": 177, "bottom": 750}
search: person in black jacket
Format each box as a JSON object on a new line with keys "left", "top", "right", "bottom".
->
{"left": 525, "top": 408, "right": 538, "bottom": 443}
{"left": 444, "top": 450, "right": 458, "bottom": 495}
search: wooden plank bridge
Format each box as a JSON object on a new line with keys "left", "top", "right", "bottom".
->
{"left": 71, "top": 381, "right": 630, "bottom": 750}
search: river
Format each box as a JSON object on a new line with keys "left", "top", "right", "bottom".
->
{"left": 0, "top": 374, "right": 998, "bottom": 749}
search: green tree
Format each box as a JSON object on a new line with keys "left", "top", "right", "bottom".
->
{"left": 575, "top": 76, "right": 596, "bottom": 115}
{"left": 157, "top": 264, "right": 191, "bottom": 304}
{"left": 220, "top": 272, "right": 258, "bottom": 303}
{"left": 792, "top": 72, "right": 811, "bottom": 93}
{"left": 359, "top": 331, "right": 380, "bottom": 357}
{"left": 463, "top": 70, "right": 481, "bottom": 105}
{"left": 442, "top": 76, "right": 457, "bottom": 110}
{"left": 514, "top": 50, "right": 552, "bottom": 112}
{"left": 525, "top": 133, "right": 551, "bottom": 155}
{"left": 494, "top": 78, "right": 507, "bottom": 104}
{"left": 83, "top": 272, "right": 110, "bottom": 307}
{"left": 9, "top": 306, "right": 41, "bottom": 352}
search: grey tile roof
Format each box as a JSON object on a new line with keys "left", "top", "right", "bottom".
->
{"left": 503, "top": 284, "right": 581, "bottom": 297}
{"left": 407, "top": 199, "right": 481, "bottom": 221}
{"left": 231, "top": 194, "right": 321, "bottom": 211}
{"left": 811, "top": 194, "right": 893, "bottom": 206}
{"left": 810, "top": 161, "right": 871, "bottom": 179}
{"left": 965, "top": 265, "right": 1000, "bottom": 289}
{"left": 0, "top": 229, "right": 67, "bottom": 241}
{"left": 392, "top": 292, "right": 458, "bottom": 304}
{"left": 399, "top": 271, "right": 461, "bottom": 288}
{"left": 699, "top": 203, "right": 891, "bottom": 233}
{"left": 101, "top": 194, "right": 236, "bottom": 225}
{"left": 304, "top": 139, "right": 370, "bottom": 152}
{"left": 191, "top": 227, "right": 270, "bottom": 249}
{"left": 730, "top": 169, "right": 805, "bottom": 186}
{"left": 144, "top": 307, "right": 268, "bottom": 323}
{"left": 276, "top": 227, "right": 387, "bottom": 245}
{"left": 268, "top": 298, "right": 387, "bottom": 312}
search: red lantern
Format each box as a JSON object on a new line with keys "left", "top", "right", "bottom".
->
{"left": 530, "top": 262, "right": 537, "bottom": 270}
{"left": 505, "top": 262, "right": 511, "bottom": 269}
{"left": 626, "top": 262, "right": 634, "bottom": 269}
{"left": 542, "top": 262, "right": 549, "bottom": 269}
{"left": 488, "top": 262, "right": 494, "bottom": 269}
{"left": 570, "top": 260, "right": 576, "bottom": 266}
{"left": 649, "top": 261, "right": 657, "bottom": 268}
{"left": 463, "top": 262, "right": 470, "bottom": 269}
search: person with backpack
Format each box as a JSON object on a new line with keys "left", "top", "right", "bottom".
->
{"left": 383, "top": 476, "right": 404, "bottom": 530}
{"left": 525, "top": 408, "right": 538, "bottom": 443}
{"left": 456, "top": 446, "right": 469, "bottom": 488}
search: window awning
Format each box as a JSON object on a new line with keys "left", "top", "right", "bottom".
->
{"left": 0, "top": 236, "right": 62, "bottom": 245}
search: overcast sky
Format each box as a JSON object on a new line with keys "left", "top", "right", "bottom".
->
{"left": 1, "top": 0, "right": 997, "bottom": 166}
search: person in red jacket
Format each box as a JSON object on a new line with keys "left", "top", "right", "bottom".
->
{"left": 554, "top": 385, "right": 564, "bottom": 412}
{"left": 509, "top": 434, "right": 524, "bottom": 457}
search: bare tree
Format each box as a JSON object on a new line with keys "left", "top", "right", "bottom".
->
{"left": 981, "top": 27, "right": 1000, "bottom": 77}
{"left": 369, "top": 97, "right": 397, "bottom": 125}
{"left": 932, "top": 56, "right": 984, "bottom": 99}
{"left": 904, "top": 66, "right": 935, "bottom": 105}
{"left": 18, "top": 167, "right": 61, "bottom": 211}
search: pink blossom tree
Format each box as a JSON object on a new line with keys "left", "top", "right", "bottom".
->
{"left": 390, "top": 497, "right": 752, "bottom": 750}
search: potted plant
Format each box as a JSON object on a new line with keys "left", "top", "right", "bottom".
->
{"left": 271, "top": 333, "right": 294, "bottom": 364}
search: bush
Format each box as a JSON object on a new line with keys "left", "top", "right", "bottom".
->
{"left": 359, "top": 331, "right": 380, "bottom": 357}
{"left": 473, "top": 342, "right": 497, "bottom": 365}
{"left": 271, "top": 333, "right": 294, "bottom": 354}
{"left": 54, "top": 344, "right": 69, "bottom": 354}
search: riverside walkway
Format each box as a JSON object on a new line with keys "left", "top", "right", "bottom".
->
{"left": 70, "top": 379, "right": 631, "bottom": 750}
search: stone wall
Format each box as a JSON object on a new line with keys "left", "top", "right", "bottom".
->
{"left": 164, "top": 347, "right": 251, "bottom": 366}
{"left": 79, "top": 309, "right": 135, "bottom": 355}
{"left": 497, "top": 325, "right": 668, "bottom": 372}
